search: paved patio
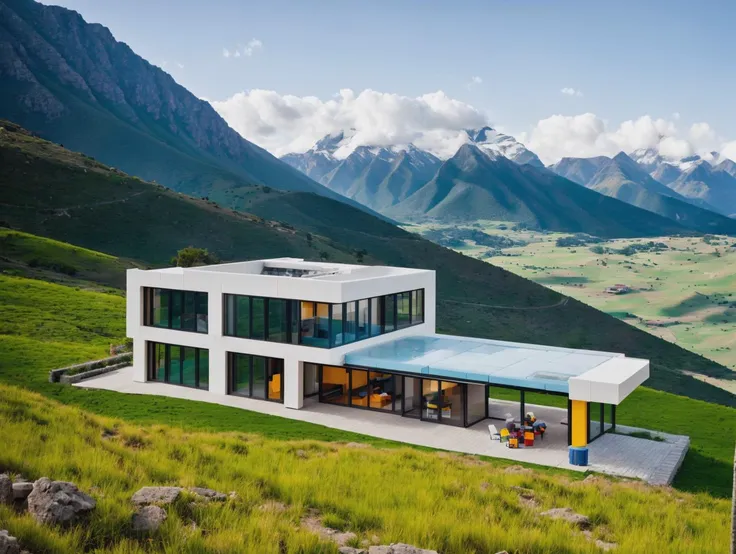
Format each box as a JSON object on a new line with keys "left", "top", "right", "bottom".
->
{"left": 75, "top": 366, "right": 688, "bottom": 484}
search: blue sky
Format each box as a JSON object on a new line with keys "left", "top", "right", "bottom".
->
{"left": 40, "top": 0, "right": 736, "bottom": 160}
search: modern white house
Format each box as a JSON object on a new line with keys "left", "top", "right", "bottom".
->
{"left": 126, "top": 257, "right": 650, "bottom": 449}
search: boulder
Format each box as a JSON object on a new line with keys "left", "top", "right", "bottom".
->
{"left": 338, "top": 548, "right": 366, "bottom": 554}
{"left": 27, "top": 478, "right": 96, "bottom": 526}
{"left": 189, "top": 487, "right": 226, "bottom": 502}
{"left": 12, "top": 483, "right": 33, "bottom": 501}
{"left": 540, "top": 507, "right": 591, "bottom": 530}
{"left": 368, "top": 545, "right": 438, "bottom": 554}
{"left": 0, "top": 530, "right": 21, "bottom": 554}
{"left": 131, "top": 505, "right": 167, "bottom": 532}
{"left": 131, "top": 486, "right": 182, "bottom": 506}
{"left": 0, "top": 475, "right": 12, "bottom": 505}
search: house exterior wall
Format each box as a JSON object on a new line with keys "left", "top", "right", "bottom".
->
{"left": 126, "top": 264, "right": 436, "bottom": 409}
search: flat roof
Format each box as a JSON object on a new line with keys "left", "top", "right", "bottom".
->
{"left": 344, "top": 334, "right": 649, "bottom": 404}
{"left": 149, "top": 258, "right": 430, "bottom": 283}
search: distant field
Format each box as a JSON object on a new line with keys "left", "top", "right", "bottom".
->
{"left": 409, "top": 222, "right": 736, "bottom": 387}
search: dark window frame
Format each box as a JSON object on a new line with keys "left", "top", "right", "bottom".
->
{"left": 143, "top": 287, "right": 209, "bottom": 334}
{"left": 147, "top": 341, "right": 209, "bottom": 390}
{"left": 226, "top": 351, "right": 284, "bottom": 403}
{"left": 223, "top": 289, "right": 425, "bottom": 349}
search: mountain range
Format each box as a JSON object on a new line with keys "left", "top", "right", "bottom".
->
{"left": 0, "top": 0, "right": 389, "bottom": 220}
{"left": 284, "top": 127, "right": 736, "bottom": 236}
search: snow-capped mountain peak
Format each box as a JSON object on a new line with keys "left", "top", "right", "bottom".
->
{"left": 463, "top": 126, "right": 544, "bottom": 168}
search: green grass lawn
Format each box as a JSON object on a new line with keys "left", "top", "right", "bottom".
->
{"left": 3, "top": 384, "right": 730, "bottom": 554}
{"left": 1, "top": 271, "right": 734, "bottom": 498}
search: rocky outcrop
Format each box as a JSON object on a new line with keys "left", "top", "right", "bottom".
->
{"left": 26, "top": 478, "right": 96, "bottom": 525}
{"left": 540, "top": 508, "right": 592, "bottom": 530}
{"left": 131, "top": 505, "right": 167, "bottom": 532}
{"left": 368, "top": 544, "right": 438, "bottom": 554}
{"left": 0, "top": 530, "right": 21, "bottom": 554}
{"left": 188, "top": 487, "right": 226, "bottom": 502}
{"left": 12, "top": 482, "right": 33, "bottom": 501}
{"left": 0, "top": 475, "right": 12, "bottom": 505}
{"left": 131, "top": 486, "right": 181, "bottom": 506}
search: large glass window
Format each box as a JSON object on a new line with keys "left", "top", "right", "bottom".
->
{"left": 350, "top": 369, "right": 369, "bottom": 407}
{"left": 357, "top": 299, "right": 369, "bottom": 340}
{"left": 251, "top": 298, "right": 265, "bottom": 340}
{"left": 370, "top": 297, "right": 382, "bottom": 337}
{"left": 331, "top": 303, "right": 344, "bottom": 347}
{"left": 412, "top": 289, "right": 424, "bottom": 324}
{"left": 268, "top": 298, "right": 288, "bottom": 343}
{"left": 344, "top": 301, "right": 357, "bottom": 344}
{"left": 145, "top": 288, "right": 208, "bottom": 334}
{"left": 223, "top": 289, "right": 424, "bottom": 348}
{"left": 236, "top": 295, "right": 250, "bottom": 337}
{"left": 147, "top": 342, "right": 209, "bottom": 389}
{"left": 152, "top": 289, "right": 169, "bottom": 328}
{"left": 384, "top": 294, "right": 396, "bottom": 332}
{"left": 397, "top": 292, "right": 411, "bottom": 329}
{"left": 227, "top": 353, "right": 283, "bottom": 403}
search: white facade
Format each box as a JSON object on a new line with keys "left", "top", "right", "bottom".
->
{"left": 126, "top": 258, "right": 436, "bottom": 409}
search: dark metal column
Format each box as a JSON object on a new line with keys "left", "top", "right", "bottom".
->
{"left": 520, "top": 390, "right": 525, "bottom": 424}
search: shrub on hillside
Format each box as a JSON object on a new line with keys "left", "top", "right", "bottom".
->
{"left": 171, "top": 247, "right": 219, "bottom": 268}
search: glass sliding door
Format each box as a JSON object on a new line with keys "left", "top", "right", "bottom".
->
{"left": 182, "top": 347, "right": 197, "bottom": 387}
{"left": 466, "top": 384, "right": 487, "bottom": 427}
{"left": 320, "top": 365, "right": 349, "bottom": 405}
{"left": 441, "top": 381, "right": 464, "bottom": 427}
{"left": 369, "top": 371, "right": 394, "bottom": 411}
{"left": 227, "top": 353, "right": 283, "bottom": 402}
{"left": 251, "top": 356, "right": 267, "bottom": 399}
{"left": 350, "top": 369, "right": 369, "bottom": 407}
{"left": 198, "top": 350, "right": 209, "bottom": 390}
{"left": 421, "top": 379, "right": 440, "bottom": 421}
{"left": 153, "top": 289, "right": 170, "bottom": 328}
{"left": 169, "top": 345, "right": 182, "bottom": 384}
{"left": 148, "top": 342, "right": 209, "bottom": 389}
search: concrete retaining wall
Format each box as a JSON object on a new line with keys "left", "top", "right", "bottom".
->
{"left": 59, "top": 362, "right": 131, "bottom": 384}
{"left": 49, "top": 353, "right": 133, "bottom": 383}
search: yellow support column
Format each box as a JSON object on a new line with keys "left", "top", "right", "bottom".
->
{"left": 571, "top": 400, "right": 588, "bottom": 447}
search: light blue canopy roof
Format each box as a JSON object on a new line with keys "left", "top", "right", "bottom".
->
{"left": 344, "top": 334, "right": 623, "bottom": 393}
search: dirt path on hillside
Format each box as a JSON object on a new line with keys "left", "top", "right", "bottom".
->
{"left": 440, "top": 297, "right": 569, "bottom": 311}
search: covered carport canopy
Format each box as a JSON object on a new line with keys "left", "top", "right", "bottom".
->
{"left": 344, "top": 334, "right": 649, "bottom": 403}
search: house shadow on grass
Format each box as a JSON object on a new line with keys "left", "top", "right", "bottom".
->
{"left": 672, "top": 449, "right": 733, "bottom": 499}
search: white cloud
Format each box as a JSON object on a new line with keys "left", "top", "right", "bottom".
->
{"left": 211, "top": 88, "right": 488, "bottom": 157}
{"left": 222, "top": 48, "right": 230, "bottom": 58}
{"left": 175, "top": 62, "right": 184, "bottom": 69}
{"left": 210, "top": 87, "right": 736, "bottom": 164}
{"left": 243, "top": 38, "right": 263, "bottom": 57}
{"left": 560, "top": 87, "right": 583, "bottom": 97}
{"left": 466, "top": 75, "right": 483, "bottom": 89}
{"left": 522, "top": 113, "right": 736, "bottom": 164}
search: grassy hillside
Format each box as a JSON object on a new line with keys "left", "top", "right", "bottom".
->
{"left": 0, "top": 228, "right": 139, "bottom": 289}
{"left": 0, "top": 121, "right": 360, "bottom": 265}
{"left": 2, "top": 384, "right": 731, "bottom": 554}
{"left": 1, "top": 242, "right": 734, "bottom": 499}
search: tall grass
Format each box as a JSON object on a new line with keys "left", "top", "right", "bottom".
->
{"left": 0, "top": 384, "right": 731, "bottom": 554}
